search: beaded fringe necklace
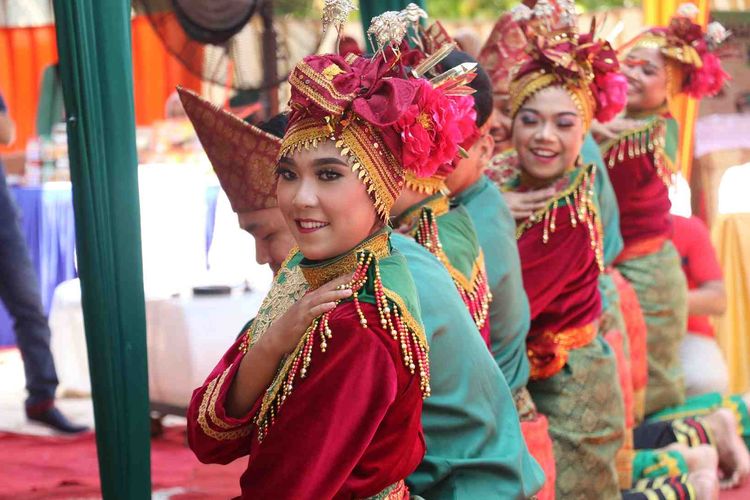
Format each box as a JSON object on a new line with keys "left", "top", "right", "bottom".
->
{"left": 602, "top": 116, "right": 675, "bottom": 187}
{"left": 516, "top": 164, "right": 605, "bottom": 272}
{"left": 253, "top": 247, "right": 431, "bottom": 442}
{"left": 409, "top": 197, "right": 492, "bottom": 331}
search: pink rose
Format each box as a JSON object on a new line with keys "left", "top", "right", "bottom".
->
{"left": 594, "top": 72, "right": 628, "bottom": 123}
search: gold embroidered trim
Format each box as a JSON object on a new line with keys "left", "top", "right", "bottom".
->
{"left": 339, "top": 120, "right": 403, "bottom": 220}
{"left": 197, "top": 366, "right": 253, "bottom": 441}
{"left": 365, "top": 480, "right": 408, "bottom": 500}
{"left": 301, "top": 231, "right": 391, "bottom": 289}
{"left": 515, "top": 163, "right": 604, "bottom": 271}
{"left": 251, "top": 249, "right": 431, "bottom": 442}
{"left": 404, "top": 171, "right": 448, "bottom": 195}
{"left": 297, "top": 59, "right": 355, "bottom": 102}
{"left": 600, "top": 116, "right": 676, "bottom": 187}
{"left": 239, "top": 264, "right": 309, "bottom": 353}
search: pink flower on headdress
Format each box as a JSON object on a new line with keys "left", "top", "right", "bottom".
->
{"left": 683, "top": 52, "right": 730, "bottom": 98}
{"left": 593, "top": 72, "right": 628, "bottom": 123}
{"left": 397, "top": 79, "right": 477, "bottom": 177}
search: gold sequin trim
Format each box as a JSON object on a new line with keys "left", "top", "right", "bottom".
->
{"left": 197, "top": 365, "right": 253, "bottom": 441}
{"left": 404, "top": 171, "right": 448, "bottom": 195}
{"left": 600, "top": 116, "right": 676, "bottom": 187}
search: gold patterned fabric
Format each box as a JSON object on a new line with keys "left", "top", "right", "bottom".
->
{"left": 615, "top": 241, "right": 687, "bottom": 415}
{"left": 528, "top": 336, "right": 625, "bottom": 499}
{"left": 177, "top": 87, "right": 281, "bottom": 213}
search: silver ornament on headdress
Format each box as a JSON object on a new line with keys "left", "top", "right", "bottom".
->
{"left": 401, "top": 2, "right": 428, "bottom": 27}
{"left": 321, "top": 0, "right": 358, "bottom": 34}
{"left": 510, "top": 4, "right": 533, "bottom": 22}
{"left": 533, "top": 0, "right": 556, "bottom": 20}
{"left": 705, "top": 21, "right": 731, "bottom": 50}
{"left": 676, "top": 2, "right": 700, "bottom": 19}
{"left": 558, "top": 0, "right": 578, "bottom": 29}
{"left": 367, "top": 10, "right": 409, "bottom": 54}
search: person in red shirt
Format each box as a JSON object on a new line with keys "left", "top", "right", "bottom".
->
{"left": 671, "top": 214, "right": 729, "bottom": 396}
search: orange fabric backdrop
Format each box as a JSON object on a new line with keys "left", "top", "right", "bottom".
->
{"left": 0, "top": 14, "right": 203, "bottom": 154}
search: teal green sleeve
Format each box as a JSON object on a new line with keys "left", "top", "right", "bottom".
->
{"left": 392, "top": 234, "right": 544, "bottom": 499}
{"left": 589, "top": 133, "right": 624, "bottom": 267}
{"left": 585, "top": 131, "right": 625, "bottom": 314}
{"left": 454, "top": 176, "right": 531, "bottom": 393}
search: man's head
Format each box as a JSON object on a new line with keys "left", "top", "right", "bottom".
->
{"left": 235, "top": 113, "right": 296, "bottom": 274}
{"left": 237, "top": 207, "right": 295, "bottom": 274}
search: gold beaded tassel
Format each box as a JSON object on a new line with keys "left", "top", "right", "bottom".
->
{"left": 605, "top": 119, "right": 674, "bottom": 187}
{"left": 606, "top": 120, "right": 659, "bottom": 168}
{"left": 574, "top": 166, "right": 604, "bottom": 271}
{"left": 414, "top": 207, "right": 442, "bottom": 256}
{"left": 253, "top": 248, "right": 432, "bottom": 441}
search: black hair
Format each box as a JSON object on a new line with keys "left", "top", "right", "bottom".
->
{"left": 437, "top": 50, "right": 493, "bottom": 128}
{"left": 256, "top": 112, "right": 289, "bottom": 139}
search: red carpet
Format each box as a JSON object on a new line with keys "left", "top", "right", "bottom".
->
{"left": 0, "top": 427, "right": 244, "bottom": 499}
{"left": 2, "top": 427, "right": 750, "bottom": 499}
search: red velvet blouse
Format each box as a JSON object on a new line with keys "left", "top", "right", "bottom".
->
{"left": 519, "top": 213, "right": 602, "bottom": 336}
{"left": 187, "top": 301, "right": 425, "bottom": 499}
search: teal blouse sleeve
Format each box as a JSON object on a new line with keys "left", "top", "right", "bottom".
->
{"left": 392, "top": 234, "right": 544, "bottom": 499}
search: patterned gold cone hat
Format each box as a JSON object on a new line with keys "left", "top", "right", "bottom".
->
{"left": 178, "top": 86, "right": 280, "bottom": 213}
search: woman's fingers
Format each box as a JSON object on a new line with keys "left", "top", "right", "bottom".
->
{"left": 318, "top": 274, "right": 354, "bottom": 292}
{"left": 312, "top": 288, "right": 353, "bottom": 306}
{"left": 308, "top": 301, "right": 338, "bottom": 318}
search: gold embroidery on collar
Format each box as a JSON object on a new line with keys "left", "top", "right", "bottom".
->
{"left": 300, "top": 231, "right": 390, "bottom": 289}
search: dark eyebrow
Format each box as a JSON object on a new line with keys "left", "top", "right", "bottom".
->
{"left": 520, "top": 107, "right": 579, "bottom": 118}
{"left": 278, "top": 157, "right": 294, "bottom": 166}
{"left": 312, "top": 157, "right": 349, "bottom": 167}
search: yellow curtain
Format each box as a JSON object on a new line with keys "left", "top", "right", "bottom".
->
{"left": 711, "top": 213, "right": 750, "bottom": 394}
{"left": 642, "top": 0, "right": 708, "bottom": 181}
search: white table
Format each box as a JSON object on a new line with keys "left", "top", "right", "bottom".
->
{"left": 49, "top": 277, "right": 271, "bottom": 408}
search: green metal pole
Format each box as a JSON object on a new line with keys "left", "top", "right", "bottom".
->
{"left": 359, "top": 0, "right": 426, "bottom": 52}
{"left": 51, "top": 0, "right": 151, "bottom": 498}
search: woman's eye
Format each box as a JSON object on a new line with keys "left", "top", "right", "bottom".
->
{"left": 318, "top": 169, "right": 343, "bottom": 181}
{"left": 276, "top": 167, "right": 296, "bottom": 181}
{"left": 557, "top": 120, "right": 575, "bottom": 129}
{"left": 520, "top": 115, "right": 538, "bottom": 125}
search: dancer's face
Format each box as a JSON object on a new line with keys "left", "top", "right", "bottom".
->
{"left": 512, "top": 86, "right": 584, "bottom": 184}
{"left": 623, "top": 46, "right": 669, "bottom": 113}
{"left": 491, "top": 93, "right": 513, "bottom": 154}
{"left": 237, "top": 208, "right": 295, "bottom": 274}
{"left": 276, "top": 140, "right": 380, "bottom": 261}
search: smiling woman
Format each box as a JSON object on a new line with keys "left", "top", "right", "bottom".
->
{"left": 512, "top": 86, "right": 585, "bottom": 187}
{"left": 486, "top": 6, "right": 629, "bottom": 497}
{"left": 603, "top": 6, "right": 731, "bottom": 418}
{"left": 179, "top": 8, "right": 483, "bottom": 494}
{"left": 275, "top": 141, "right": 381, "bottom": 261}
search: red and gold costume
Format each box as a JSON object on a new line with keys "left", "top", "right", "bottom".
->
{"left": 176, "top": 8, "right": 487, "bottom": 494}
{"left": 486, "top": 3, "right": 629, "bottom": 496}
{"left": 604, "top": 5, "right": 730, "bottom": 415}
